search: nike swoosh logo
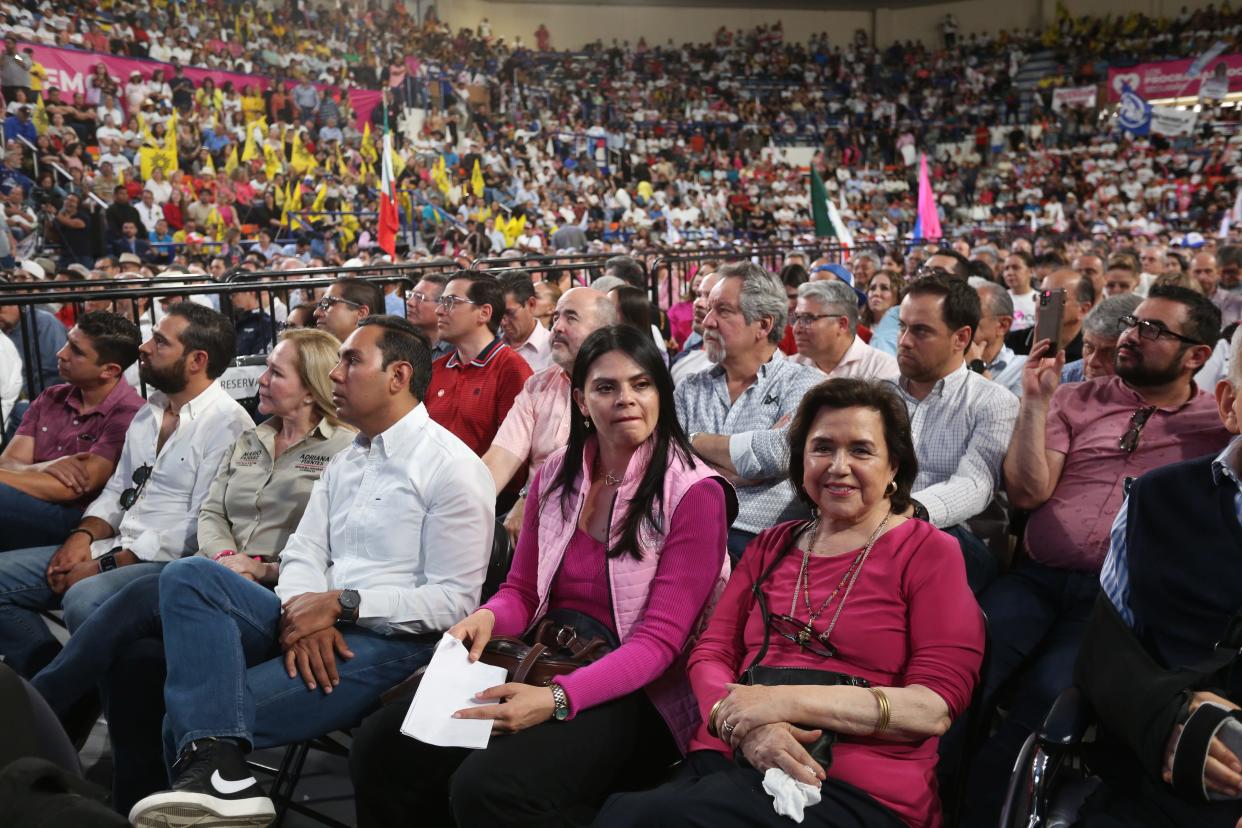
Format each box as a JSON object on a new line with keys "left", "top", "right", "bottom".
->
{"left": 211, "top": 770, "right": 257, "bottom": 795}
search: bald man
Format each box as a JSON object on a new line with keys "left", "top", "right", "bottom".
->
{"left": 1004, "top": 269, "right": 1095, "bottom": 362}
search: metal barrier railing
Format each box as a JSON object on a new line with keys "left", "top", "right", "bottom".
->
{"left": 1, "top": 263, "right": 457, "bottom": 399}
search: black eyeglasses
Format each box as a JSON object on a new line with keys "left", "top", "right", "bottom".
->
{"left": 1118, "top": 315, "right": 1202, "bottom": 346}
{"left": 767, "top": 612, "right": 838, "bottom": 658}
{"left": 120, "top": 464, "right": 153, "bottom": 510}
{"left": 315, "top": 296, "right": 361, "bottom": 312}
{"left": 1119, "top": 406, "right": 1157, "bottom": 454}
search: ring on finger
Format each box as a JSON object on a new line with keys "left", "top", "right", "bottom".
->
{"left": 722, "top": 720, "right": 736, "bottom": 735}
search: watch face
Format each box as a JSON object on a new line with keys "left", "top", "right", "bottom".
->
{"left": 554, "top": 707, "right": 569, "bottom": 721}
{"left": 340, "top": 589, "right": 360, "bottom": 610}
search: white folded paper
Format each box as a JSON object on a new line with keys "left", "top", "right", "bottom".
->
{"left": 761, "top": 767, "right": 823, "bottom": 823}
{"left": 400, "top": 633, "right": 508, "bottom": 749}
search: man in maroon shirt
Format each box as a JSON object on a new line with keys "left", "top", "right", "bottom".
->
{"left": 425, "top": 271, "right": 532, "bottom": 459}
{"left": 0, "top": 311, "right": 143, "bottom": 551}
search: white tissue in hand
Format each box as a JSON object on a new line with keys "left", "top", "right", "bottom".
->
{"left": 762, "top": 767, "right": 822, "bottom": 822}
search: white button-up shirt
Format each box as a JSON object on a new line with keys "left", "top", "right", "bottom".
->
{"left": 275, "top": 404, "right": 496, "bottom": 635}
{"left": 84, "top": 381, "right": 254, "bottom": 562}
{"left": 510, "top": 320, "right": 553, "bottom": 373}
{"left": 887, "top": 364, "right": 1018, "bottom": 528}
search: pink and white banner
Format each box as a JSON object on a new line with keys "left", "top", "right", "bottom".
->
{"left": 1106, "top": 54, "right": 1242, "bottom": 102}
{"left": 18, "top": 41, "right": 383, "bottom": 128}
{"left": 1050, "top": 85, "right": 1098, "bottom": 112}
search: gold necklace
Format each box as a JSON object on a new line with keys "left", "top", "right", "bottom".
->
{"left": 789, "top": 513, "right": 891, "bottom": 650}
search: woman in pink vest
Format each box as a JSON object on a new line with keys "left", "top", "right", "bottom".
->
{"left": 350, "top": 325, "right": 736, "bottom": 827}
{"left": 597, "top": 379, "right": 985, "bottom": 828}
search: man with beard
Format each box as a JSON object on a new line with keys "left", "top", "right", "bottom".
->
{"left": 674, "top": 262, "right": 824, "bottom": 562}
{"left": 0, "top": 303, "right": 252, "bottom": 678}
{"left": 670, "top": 268, "right": 722, "bottom": 386}
{"left": 960, "top": 285, "right": 1230, "bottom": 827}
{"left": 482, "top": 287, "right": 616, "bottom": 544}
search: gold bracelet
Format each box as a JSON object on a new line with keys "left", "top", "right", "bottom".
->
{"left": 706, "top": 697, "right": 727, "bottom": 738}
{"left": 869, "top": 687, "right": 891, "bottom": 736}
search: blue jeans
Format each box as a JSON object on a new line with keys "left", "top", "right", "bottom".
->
{"left": 156, "top": 557, "right": 436, "bottom": 768}
{"left": 0, "top": 483, "right": 83, "bottom": 552}
{"left": 32, "top": 572, "right": 164, "bottom": 717}
{"left": 961, "top": 558, "right": 1099, "bottom": 828}
{"left": 0, "top": 544, "right": 165, "bottom": 676}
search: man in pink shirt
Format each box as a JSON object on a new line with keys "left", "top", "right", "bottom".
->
{"left": 482, "top": 287, "right": 616, "bottom": 543}
{"left": 962, "top": 285, "right": 1232, "bottom": 826}
{"left": 0, "top": 312, "right": 143, "bottom": 551}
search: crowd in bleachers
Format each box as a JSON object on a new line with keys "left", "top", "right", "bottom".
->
{"left": 0, "top": 3, "right": 1241, "bottom": 828}
{"left": 3, "top": 1, "right": 1242, "bottom": 263}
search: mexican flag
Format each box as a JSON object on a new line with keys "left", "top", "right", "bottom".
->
{"left": 810, "top": 167, "right": 852, "bottom": 247}
{"left": 378, "top": 128, "right": 399, "bottom": 258}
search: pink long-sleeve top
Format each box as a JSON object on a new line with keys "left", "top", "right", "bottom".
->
{"left": 688, "top": 518, "right": 984, "bottom": 828}
{"left": 481, "top": 468, "right": 728, "bottom": 717}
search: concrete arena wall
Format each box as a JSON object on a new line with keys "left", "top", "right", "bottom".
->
{"left": 429, "top": 0, "right": 1219, "bottom": 51}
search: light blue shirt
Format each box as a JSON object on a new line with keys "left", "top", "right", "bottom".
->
{"left": 870, "top": 305, "right": 901, "bottom": 355}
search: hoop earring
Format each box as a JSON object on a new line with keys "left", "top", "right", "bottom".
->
{"left": 884, "top": 480, "right": 898, "bottom": 497}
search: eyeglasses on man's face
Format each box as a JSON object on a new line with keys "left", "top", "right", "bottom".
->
{"left": 791, "top": 313, "right": 845, "bottom": 329}
{"left": 315, "top": 296, "right": 362, "bottom": 313}
{"left": 1117, "top": 315, "right": 1202, "bottom": 346}
{"left": 436, "top": 294, "right": 478, "bottom": 312}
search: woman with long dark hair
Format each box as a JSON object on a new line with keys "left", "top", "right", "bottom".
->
{"left": 350, "top": 325, "right": 736, "bottom": 827}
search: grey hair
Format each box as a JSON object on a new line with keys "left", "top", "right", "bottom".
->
{"left": 1230, "top": 326, "right": 1242, "bottom": 387}
{"left": 798, "top": 280, "right": 859, "bottom": 335}
{"left": 717, "top": 261, "right": 787, "bottom": 344}
{"left": 851, "top": 251, "right": 880, "bottom": 268}
{"left": 971, "top": 278, "right": 1014, "bottom": 318}
{"left": 1218, "top": 245, "right": 1242, "bottom": 270}
{"left": 1083, "top": 293, "right": 1143, "bottom": 339}
{"left": 586, "top": 289, "right": 619, "bottom": 326}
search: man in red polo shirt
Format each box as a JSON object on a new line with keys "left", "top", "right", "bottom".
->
{"left": 425, "top": 271, "right": 532, "bottom": 457}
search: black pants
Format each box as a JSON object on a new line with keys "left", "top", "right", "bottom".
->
{"left": 350, "top": 690, "right": 676, "bottom": 828}
{"left": 595, "top": 750, "right": 905, "bottom": 828}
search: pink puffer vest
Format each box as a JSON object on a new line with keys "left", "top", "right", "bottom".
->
{"left": 532, "top": 435, "right": 737, "bottom": 752}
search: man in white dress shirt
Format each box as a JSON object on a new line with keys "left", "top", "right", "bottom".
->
{"left": 0, "top": 303, "right": 251, "bottom": 677}
{"left": 498, "top": 271, "right": 552, "bottom": 372}
{"left": 127, "top": 315, "right": 496, "bottom": 827}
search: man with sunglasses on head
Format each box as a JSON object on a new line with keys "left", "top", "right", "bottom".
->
{"left": 961, "top": 285, "right": 1231, "bottom": 827}
{"left": 313, "top": 278, "right": 383, "bottom": 343}
{"left": 0, "top": 303, "right": 252, "bottom": 679}
{"left": 424, "top": 271, "right": 532, "bottom": 458}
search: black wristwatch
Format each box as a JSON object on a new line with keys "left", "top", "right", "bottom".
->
{"left": 98, "top": 550, "right": 120, "bottom": 573}
{"left": 337, "top": 589, "right": 360, "bottom": 625}
{"left": 968, "top": 358, "right": 988, "bottom": 375}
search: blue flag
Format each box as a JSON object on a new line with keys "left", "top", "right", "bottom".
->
{"left": 1118, "top": 83, "right": 1152, "bottom": 136}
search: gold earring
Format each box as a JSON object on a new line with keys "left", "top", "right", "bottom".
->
{"left": 884, "top": 480, "right": 898, "bottom": 497}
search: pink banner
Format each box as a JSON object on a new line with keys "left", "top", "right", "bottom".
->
{"left": 1106, "top": 54, "right": 1242, "bottom": 102}
{"left": 19, "top": 42, "right": 382, "bottom": 128}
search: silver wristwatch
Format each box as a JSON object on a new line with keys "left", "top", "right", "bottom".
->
{"left": 550, "top": 682, "right": 569, "bottom": 721}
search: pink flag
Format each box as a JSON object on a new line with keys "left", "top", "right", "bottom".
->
{"left": 916, "top": 153, "right": 942, "bottom": 241}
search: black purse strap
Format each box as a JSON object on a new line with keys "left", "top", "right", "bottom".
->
{"left": 743, "top": 523, "right": 810, "bottom": 675}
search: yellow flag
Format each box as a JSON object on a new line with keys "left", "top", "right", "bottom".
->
{"left": 360, "top": 122, "right": 377, "bottom": 164}
{"left": 432, "top": 155, "right": 450, "bottom": 196}
{"left": 205, "top": 205, "right": 224, "bottom": 241}
{"left": 241, "top": 117, "right": 264, "bottom": 162}
{"left": 336, "top": 146, "right": 348, "bottom": 178}
{"left": 310, "top": 182, "right": 328, "bottom": 213}
{"left": 202, "top": 151, "right": 216, "bottom": 176}
{"left": 290, "top": 130, "right": 317, "bottom": 175}
{"left": 263, "top": 142, "right": 284, "bottom": 180}
{"left": 224, "top": 145, "right": 239, "bottom": 175}
{"left": 471, "top": 159, "right": 484, "bottom": 198}
{"left": 32, "top": 94, "right": 47, "bottom": 135}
